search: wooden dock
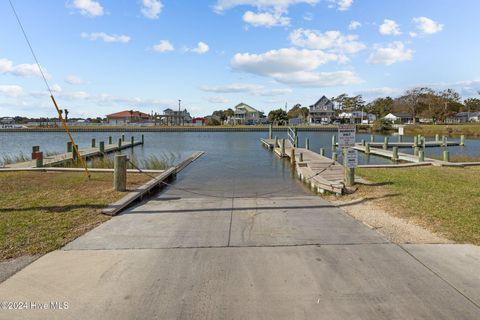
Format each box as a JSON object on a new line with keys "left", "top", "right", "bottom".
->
{"left": 6, "top": 140, "right": 143, "bottom": 168}
{"left": 366, "top": 141, "right": 460, "bottom": 148}
{"left": 262, "top": 138, "right": 345, "bottom": 194}
{"left": 352, "top": 144, "right": 447, "bottom": 166}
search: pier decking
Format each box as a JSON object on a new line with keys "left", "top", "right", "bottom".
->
{"left": 262, "top": 138, "right": 345, "bottom": 194}
{"left": 6, "top": 140, "right": 142, "bottom": 168}
{"left": 352, "top": 145, "right": 448, "bottom": 166}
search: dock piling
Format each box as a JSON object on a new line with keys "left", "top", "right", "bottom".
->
{"left": 118, "top": 138, "right": 122, "bottom": 149}
{"left": 113, "top": 155, "right": 127, "bottom": 192}
{"left": 442, "top": 136, "right": 447, "bottom": 146}
{"left": 109, "top": 136, "right": 112, "bottom": 144}
{"left": 443, "top": 150, "right": 450, "bottom": 162}
{"left": 290, "top": 148, "right": 296, "bottom": 165}
{"left": 331, "top": 135, "right": 336, "bottom": 149}
{"left": 91, "top": 138, "right": 96, "bottom": 148}
{"left": 383, "top": 137, "right": 389, "bottom": 150}
{"left": 343, "top": 149, "right": 355, "bottom": 187}
{"left": 274, "top": 136, "right": 278, "bottom": 148}
{"left": 299, "top": 152, "right": 303, "bottom": 162}
{"left": 35, "top": 152, "right": 43, "bottom": 168}
{"left": 268, "top": 124, "right": 272, "bottom": 139}
{"left": 460, "top": 135, "right": 465, "bottom": 146}
{"left": 365, "top": 143, "right": 371, "bottom": 154}
{"left": 361, "top": 139, "right": 365, "bottom": 146}
{"left": 398, "top": 135, "right": 402, "bottom": 142}
{"left": 332, "top": 152, "right": 338, "bottom": 162}
{"left": 320, "top": 148, "right": 325, "bottom": 156}
{"left": 435, "top": 134, "right": 440, "bottom": 142}
{"left": 414, "top": 146, "right": 420, "bottom": 156}
{"left": 418, "top": 150, "right": 425, "bottom": 162}
{"left": 305, "top": 138, "right": 310, "bottom": 150}
{"left": 122, "top": 134, "right": 125, "bottom": 142}
{"left": 413, "top": 136, "right": 418, "bottom": 147}
{"left": 141, "top": 134, "right": 144, "bottom": 145}
{"left": 392, "top": 146, "right": 399, "bottom": 161}
{"left": 281, "top": 139, "right": 286, "bottom": 156}
{"left": 67, "top": 141, "right": 72, "bottom": 152}
{"left": 131, "top": 136, "right": 134, "bottom": 146}
{"left": 370, "top": 135, "right": 374, "bottom": 142}
{"left": 99, "top": 141, "right": 105, "bottom": 153}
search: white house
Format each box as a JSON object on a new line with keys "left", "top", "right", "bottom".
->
{"left": 384, "top": 113, "right": 416, "bottom": 124}
{"left": 339, "top": 111, "right": 376, "bottom": 124}
{"left": 229, "top": 103, "right": 261, "bottom": 125}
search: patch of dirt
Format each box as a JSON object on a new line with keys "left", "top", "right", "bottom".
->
{"left": 325, "top": 185, "right": 453, "bottom": 244}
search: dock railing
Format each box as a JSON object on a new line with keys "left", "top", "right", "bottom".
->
{"left": 287, "top": 127, "right": 298, "bottom": 147}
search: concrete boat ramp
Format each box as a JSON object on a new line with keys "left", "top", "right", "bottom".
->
{"left": 1, "top": 148, "right": 480, "bottom": 319}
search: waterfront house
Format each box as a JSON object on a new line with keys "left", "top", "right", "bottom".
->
{"left": 384, "top": 113, "right": 416, "bottom": 124}
{"left": 446, "top": 112, "right": 480, "bottom": 123}
{"left": 106, "top": 110, "right": 151, "bottom": 125}
{"left": 308, "top": 96, "right": 336, "bottom": 124}
{"left": 161, "top": 108, "right": 192, "bottom": 125}
{"left": 230, "top": 103, "right": 261, "bottom": 125}
{"left": 339, "top": 111, "right": 376, "bottom": 124}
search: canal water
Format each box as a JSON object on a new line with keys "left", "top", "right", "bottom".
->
{"left": 1, "top": 131, "right": 479, "bottom": 197}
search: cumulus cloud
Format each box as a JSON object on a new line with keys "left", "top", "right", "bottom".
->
{"left": 71, "top": 0, "right": 104, "bottom": 17}
{"left": 348, "top": 20, "right": 361, "bottom": 30}
{"left": 152, "top": 40, "right": 174, "bottom": 52}
{"left": 367, "top": 42, "right": 413, "bottom": 65}
{"left": 379, "top": 19, "right": 402, "bottom": 36}
{"left": 413, "top": 17, "right": 443, "bottom": 35}
{"left": 0, "top": 85, "right": 24, "bottom": 97}
{"left": 289, "top": 29, "right": 366, "bottom": 55}
{"left": 243, "top": 11, "right": 290, "bottom": 27}
{"left": 213, "top": 0, "right": 319, "bottom": 13}
{"left": 188, "top": 42, "right": 210, "bottom": 54}
{"left": 64, "top": 75, "right": 84, "bottom": 85}
{"left": 80, "top": 32, "right": 130, "bottom": 43}
{"left": 199, "top": 83, "right": 292, "bottom": 96}
{"left": 206, "top": 96, "right": 230, "bottom": 104}
{"left": 231, "top": 48, "right": 361, "bottom": 87}
{"left": 141, "top": 0, "right": 163, "bottom": 19}
{"left": 329, "top": 0, "right": 353, "bottom": 11}
{"left": 0, "top": 58, "right": 50, "bottom": 79}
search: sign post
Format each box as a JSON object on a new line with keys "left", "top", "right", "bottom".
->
{"left": 338, "top": 125, "right": 357, "bottom": 187}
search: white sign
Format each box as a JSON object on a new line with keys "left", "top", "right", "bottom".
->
{"left": 398, "top": 126, "right": 404, "bottom": 136}
{"left": 345, "top": 149, "right": 358, "bottom": 168}
{"left": 338, "top": 124, "right": 356, "bottom": 148}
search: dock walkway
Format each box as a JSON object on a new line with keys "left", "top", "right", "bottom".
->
{"left": 262, "top": 138, "right": 345, "bottom": 194}
{"left": 6, "top": 140, "right": 142, "bottom": 168}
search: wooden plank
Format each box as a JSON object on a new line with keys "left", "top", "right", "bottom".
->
{"left": 0, "top": 167, "right": 164, "bottom": 173}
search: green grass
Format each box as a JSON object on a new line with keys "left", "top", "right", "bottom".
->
{"left": 405, "top": 124, "right": 480, "bottom": 138}
{"left": 0, "top": 172, "right": 151, "bottom": 260}
{"left": 357, "top": 167, "right": 480, "bottom": 244}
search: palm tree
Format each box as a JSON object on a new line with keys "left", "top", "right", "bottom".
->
{"left": 64, "top": 109, "right": 69, "bottom": 123}
{"left": 129, "top": 110, "right": 134, "bottom": 123}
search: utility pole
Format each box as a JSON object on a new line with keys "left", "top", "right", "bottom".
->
{"left": 178, "top": 99, "right": 181, "bottom": 126}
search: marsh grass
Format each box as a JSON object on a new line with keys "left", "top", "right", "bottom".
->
{"left": 62, "top": 152, "right": 179, "bottom": 170}
{"left": 430, "top": 154, "right": 480, "bottom": 163}
{"left": 0, "top": 153, "right": 30, "bottom": 166}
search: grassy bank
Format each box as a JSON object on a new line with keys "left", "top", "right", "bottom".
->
{"left": 0, "top": 172, "right": 151, "bottom": 260}
{"left": 355, "top": 167, "right": 480, "bottom": 244}
{"left": 405, "top": 124, "right": 480, "bottom": 138}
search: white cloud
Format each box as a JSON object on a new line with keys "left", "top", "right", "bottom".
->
{"left": 413, "top": 17, "right": 443, "bottom": 35}
{"left": 367, "top": 42, "right": 413, "bottom": 65}
{"left": 199, "top": 83, "right": 292, "bottom": 96}
{"left": 206, "top": 96, "right": 230, "bottom": 104}
{"left": 213, "top": 0, "right": 319, "bottom": 13}
{"left": 0, "top": 58, "right": 50, "bottom": 79}
{"left": 231, "top": 48, "right": 360, "bottom": 87}
{"left": 188, "top": 42, "right": 210, "bottom": 54}
{"left": 379, "top": 19, "right": 402, "bottom": 36}
{"left": 0, "top": 85, "right": 24, "bottom": 97}
{"left": 409, "top": 32, "right": 418, "bottom": 38}
{"left": 152, "top": 40, "right": 174, "bottom": 52}
{"left": 289, "top": 29, "right": 366, "bottom": 54}
{"left": 331, "top": 0, "right": 353, "bottom": 11}
{"left": 141, "top": 0, "right": 163, "bottom": 19}
{"left": 303, "top": 12, "right": 313, "bottom": 21}
{"left": 65, "top": 75, "right": 84, "bottom": 85}
{"left": 80, "top": 32, "right": 130, "bottom": 43}
{"left": 71, "top": 0, "right": 104, "bottom": 17}
{"left": 243, "top": 11, "right": 290, "bottom": 27}
{"left": 348, "top": 20, "right": 361, "bottom": 30}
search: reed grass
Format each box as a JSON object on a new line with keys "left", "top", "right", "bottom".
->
{"left": 62, "top": 152, "right": 179, "bottom": 170}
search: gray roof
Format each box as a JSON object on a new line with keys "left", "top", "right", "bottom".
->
{"left": 309, "top": 96, "right": 334, "bottom": 111}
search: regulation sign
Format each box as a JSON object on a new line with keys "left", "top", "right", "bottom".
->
{"left": 398, "top": 126, "right": 404, "bottom": 136}
{"left": 338, "top": 124, "right": 356, "bottom": 148}
{"left": 345, "top": 149, "right": 358, "bottom": 168}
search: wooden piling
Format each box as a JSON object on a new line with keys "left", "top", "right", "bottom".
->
{"left": 268, "top": 124, "right": 272, "bottom": 139}
{"left": 131, "top": 136, "right": 134, "bottom": 145}
{"left": 118, "top": 138, "right": 122, "bottom": 148}
{"left": 99, "top": 141, "right": 105, "bottom": 153}
{"left": 365, "top": 143, "right": 370, "bottom": 154}
{"left": 113, "top": 155, "right": 127, "bottom": 192}
{"left": 413, "top": 136, "right": 418, "bottom": 147}
{"left": 343, "top": 149, "right": 355, "bottom": 187}
{"left": 305, "top": 138, "right": 310, "bottom": 150}
{"left": 274, "top": 136, "right": 278, "bottom": 148}
{"left": 67, "top": 141, "right": 72, "bottom": 152}
{"left": 320, "top": 148, "right": 325, "bottom": 156}
{"left": 435, "top": 134, "right": 440, "bottom": 142}
{"left": 370, "top": 135, "right": 374, "bottom": 142}
{"left": 331, "top": 135, "right": 336, "bottom": 148}
{"left": 281, "top": 139, "right": 285, "bottom": 156}
{"left": 414, "top": 147, "right": 420, "bottom": 156}
{"left": 141, "top": 134, "right": 144, "bottom": 145}
{"left": 398, "top": 135, "right": 402, "bottom": 142}
{"left": 109, "top": 136, "right": 112, "bottom": 144}
{"left": 122, "top": 134, "right": 125, "bottom": 142}
{"left": 392, "top": 146, "right": 398, "bottom": 161}
{"left": 290, "top": 148, "right": 296, "bottom": 165}
{"left": 443, "top": 150, "right": 450, "bottom": 162}
{"left": 32, "top": 146, "right": 40, "bottom": 153}
{"left": 332, "top": 152, "right": 338, "bottom": 162}
{"left": 35, "top": 152, "right": 43, "bottom": 168}
{"left": 418, "top": 150, "right": 425, "bottom": 162}
{"left": 91, "top": 138, "right": 96, "bottom": 148}
{"left": 299, "top": 152, "right": 303, "bottom": 162}
{"left": 383, "top": 137, "right": 389, "bottom": 150}
{"left": 361, "top": 139, "right": 365, "bottom": 146}
{"left": 442, "top": 135, "right": 447, "bottom": 146}
{"left": 460, "top": 135, "right": 465, "bottom": 146}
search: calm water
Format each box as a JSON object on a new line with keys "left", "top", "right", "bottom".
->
{"left": 1, "top": 131, "right": 479, "bottom": 196}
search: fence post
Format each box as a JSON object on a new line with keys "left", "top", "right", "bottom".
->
{"left": 114, "top": 155, "right": 127, "bottom": 191}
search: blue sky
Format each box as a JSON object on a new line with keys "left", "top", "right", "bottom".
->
{"left": 1, "top": 0, "right": 480, "bottom": 118}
